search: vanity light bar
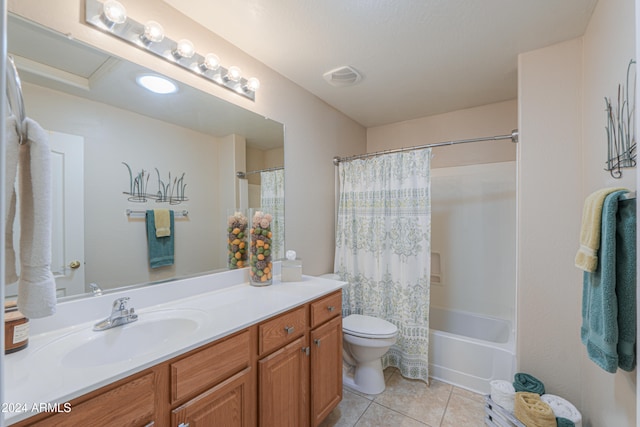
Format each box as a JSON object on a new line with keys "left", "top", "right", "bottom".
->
{"left": 85, "top": 0, "right": 259, "bottom": 101}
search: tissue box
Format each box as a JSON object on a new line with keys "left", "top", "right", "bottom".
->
{"left": 281, "top": 259, "right": 302, "bottom": 282}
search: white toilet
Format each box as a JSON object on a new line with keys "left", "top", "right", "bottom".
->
{"left": 342, "top": 314, "right": 398, "bottom": 395}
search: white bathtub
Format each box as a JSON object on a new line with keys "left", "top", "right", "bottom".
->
{"left": 428, "top": 306, "right": 515, "bottom": 394}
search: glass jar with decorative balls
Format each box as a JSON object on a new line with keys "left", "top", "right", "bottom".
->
{"left": 227, "top": 210, "right": 248, "bottom": 270}
{"left": 249, "top": 210, "right": 273, "bottom": 286}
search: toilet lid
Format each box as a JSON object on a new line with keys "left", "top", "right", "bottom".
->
{"left": 343, "top": 314, "right": 398, "bottom": 339}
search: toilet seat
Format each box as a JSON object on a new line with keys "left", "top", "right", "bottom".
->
{"left": 343, "top": 314, "right": 398, "bottom": 339}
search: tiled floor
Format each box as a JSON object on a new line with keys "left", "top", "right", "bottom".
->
{"left": 320, "top": 368, "right": 486, "bottom": 427}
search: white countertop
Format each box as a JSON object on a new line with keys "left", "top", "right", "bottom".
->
{"left": 3, "top": 272, "right": 345, "bottom": 425}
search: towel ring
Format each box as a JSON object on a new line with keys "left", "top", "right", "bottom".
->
{"left": 6, "top": 55, "right": 27, "bottom": 144}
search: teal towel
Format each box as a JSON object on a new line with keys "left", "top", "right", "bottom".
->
{"left": 513, "top": 372, "right": 545, "bottom": 395}
{"left": 556, "top": 417, "right": 575, "bottom": 427}
{"left": 615, "top": 197, "right": 636, "bottom": 371}
{"left": 146, "top": 209, "right": 174, "bottom": 268}
{"left": 581, "top": 191, "right": 636, "bottom": 372}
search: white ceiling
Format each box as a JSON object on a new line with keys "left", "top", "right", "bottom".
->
{"left": 165, "top": 0, "right": 599, "bottom": 128}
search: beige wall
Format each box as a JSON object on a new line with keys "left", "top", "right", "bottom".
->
{"left": 367, "top": 99, "right": 517, "bottom": 168}
{"left": 580, "top": 0, "right": 636, "bottom": 424}
{"left": 518, "top": 36, "right": 585, "bottom": 410}
{"left": 518, "top": 0, "right": 637, "bottom": 424}
{"left": 23, "top": 82, "right": 226, "bottom": 289}
{"left": 8, "top": 0, "right": 367, "bottom": 276}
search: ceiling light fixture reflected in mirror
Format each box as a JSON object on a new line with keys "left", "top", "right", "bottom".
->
{"left": 136, "top": 74, "right": 178, "bottom": 94}
{"left": 85, "top": 0, "right": 260, "bottom": 101}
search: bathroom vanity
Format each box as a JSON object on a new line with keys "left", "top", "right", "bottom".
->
{"left": 4, "top": 271, "right": 345, "bottom": 427}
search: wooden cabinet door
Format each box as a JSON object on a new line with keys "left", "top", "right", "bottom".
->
{"left": 310, "top": 316, "right": 343, "bottom": 427}
{"left": 258, "top": 335, "right": 309, "bottom": 427}
{"left": 172, "top": 367, "right": 254, "bottom": 427}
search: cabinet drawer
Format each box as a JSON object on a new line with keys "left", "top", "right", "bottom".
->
{"left": 28, "top": 371, "right": 157, "bottom": 427}
{"left": 259, "top": 305, "right": 306, "bottom": 355}
{"left": 310, "top": 291, "right": 342, "bottom": 328}
{"left": 171, "top": 329, "right": 251, "bottom": 403}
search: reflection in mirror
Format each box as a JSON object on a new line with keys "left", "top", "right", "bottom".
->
{"left": 5, "top": 14, "right": 284, "bottom": 300}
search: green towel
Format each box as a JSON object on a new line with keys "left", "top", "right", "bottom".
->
{"left": 146, "top": 209, "right": 174, "bottom": 268}
{"left": 513, "top": 372, "right": 545, "bottom": 395}
{"left": 556, "top": 417, "right": 575, "bottom": 427}
{"left": 581, "top": 191, "right": 636, "bottom": 372}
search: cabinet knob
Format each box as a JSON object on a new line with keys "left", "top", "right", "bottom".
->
{"left": 302, "top": 346, "right": 310, "bottom": 356}
{"left": 314, "top": 339, "right": 321, "bottom": 347}
{"left": 327, "top": 306, "right": 335, "bottom": 312}
{"left": 284, "top": 326, "right": 295, "bottom": 334}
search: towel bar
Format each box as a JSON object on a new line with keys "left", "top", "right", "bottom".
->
{"left": 125, "top": 209, "right": 188, "bottom": 218}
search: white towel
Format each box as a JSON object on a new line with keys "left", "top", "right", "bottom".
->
{"left": 16, "top": 118, "right": 56, "bottom": 318}
{"left": 5, "top": 116, "right": 19, "bottom": 284}
{"left": 540, "top": 394, "right": 582, "bottom": 427}
{"left": 490, "top": 379, "right": 516, "bottom": 412}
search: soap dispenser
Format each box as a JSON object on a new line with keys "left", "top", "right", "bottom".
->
{"left": 281, "top": 250, "right": 302, "bottom": 282}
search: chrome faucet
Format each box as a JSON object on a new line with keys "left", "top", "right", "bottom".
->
{"left": 89, "top": 282, "right": 103, "bottom": 296}
{"left": 93, "top": 297, "right": 138, "bottom": 331}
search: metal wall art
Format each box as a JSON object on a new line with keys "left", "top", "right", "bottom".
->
{"left": 604, "top": 59, "right": 636, "bottom": 178}
{"left": 122, "top": 162, "right": 188, "bottom": 204}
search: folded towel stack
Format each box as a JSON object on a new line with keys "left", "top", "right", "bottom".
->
{"left": 514, "top": 392, "right": 556, "bottom": 427}
{"left": 540, "top": 394, "right": 582, "bottom": 427}
{"left": 490, "top": 379, "right": 516, "bottom": 412}
{"left": 513, "top": 372, "right": 545, "bottom": 395}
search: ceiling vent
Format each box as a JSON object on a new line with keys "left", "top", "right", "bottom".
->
{"left": 323, "top": 65, "right": 362, "bottom": 87}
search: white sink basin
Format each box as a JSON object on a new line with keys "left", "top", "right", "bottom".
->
{"left": 36, "top": 308, "right": 210, "bottom": 369}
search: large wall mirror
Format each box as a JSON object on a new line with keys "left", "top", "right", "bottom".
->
{"left": 5, "top": 14, "right": 285, "bottom": 300}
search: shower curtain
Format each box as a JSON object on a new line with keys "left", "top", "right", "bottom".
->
{"left": 260, "top": 169, "right": 285, "bottom": 260}
{"left": 335, "top": 148, "right": 431, "bottom": 382}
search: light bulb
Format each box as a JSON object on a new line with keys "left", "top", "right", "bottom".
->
{"left": 226, "top": 66, "right": 242, "bottom": 82}
{"left": 200, "top": 53, "right": 220, "bottom": 72}
{"left": 141, "top": 21, "right": 164, "bottom": 44}
{"left": 245, "top": 77, "right": 260, "bottom": 92}
{"left": 102, "top": 0, "right": 127, "bottom": 26}
{"left": 173, "top": 39, "right": 195, "bottom": 59}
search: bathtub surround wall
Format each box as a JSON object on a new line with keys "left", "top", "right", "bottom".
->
{"left": 430, "top": 161, "right": 516, "bottom": 323}
{"left": 518, "top": 0, "right": 636, "bottom": 425}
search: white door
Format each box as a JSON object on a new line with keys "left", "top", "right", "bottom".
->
{"left": 5, "top": 130, "right": 85, "bottom": 299}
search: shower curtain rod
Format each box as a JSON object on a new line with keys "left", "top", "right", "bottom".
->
{"left": 236, "top": 166, "right": 284, "bottom": 179}
{"left": 332, "top": 129, "right": 519, "bottom": 165}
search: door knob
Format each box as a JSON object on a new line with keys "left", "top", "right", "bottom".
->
{"left": 69, "top": 260, "right": 81, "bottom": 269}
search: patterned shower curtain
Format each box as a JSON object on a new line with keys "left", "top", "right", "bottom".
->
{"left": 334, "top": 149, "right": 431, "bottom": 383}
{"left": 260, "top": 169, "right": 285, "bottom": 260}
